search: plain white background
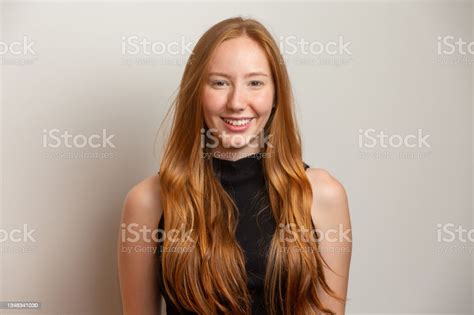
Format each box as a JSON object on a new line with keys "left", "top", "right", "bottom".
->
{"left": 0, "top": 1, "right": 472, "bottom": 314}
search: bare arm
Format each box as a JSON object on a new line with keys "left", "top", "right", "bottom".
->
{"left": 117, "top": 175, "right": 163, "bottom": 315}
{"left": 307, "top": 168, "right": 352, "bottom": 314}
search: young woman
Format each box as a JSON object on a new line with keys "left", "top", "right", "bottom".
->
{"left": 118, "top": 17, "right": 352, "bottom": 315}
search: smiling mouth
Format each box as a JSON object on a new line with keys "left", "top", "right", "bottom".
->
{"left": 221, "top": 117, "right": 254, "bottom": 126}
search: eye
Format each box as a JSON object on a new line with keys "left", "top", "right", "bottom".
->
{"left": 211, "top": 80, "right": 228, "bottom": 88}
{"left": 249, "top": 80, "right": 264, "bottom": 87}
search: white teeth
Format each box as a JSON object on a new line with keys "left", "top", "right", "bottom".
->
{"left": 223, "top": 118, "right": 252, "bottom": 126}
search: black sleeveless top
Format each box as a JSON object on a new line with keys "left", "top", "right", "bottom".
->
{"left": 156, "top": 154, "right": 311, "bottom": 314}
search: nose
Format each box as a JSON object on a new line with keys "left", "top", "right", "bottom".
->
{"left": 226, "top": 84, "right": 246, "bottom": 112}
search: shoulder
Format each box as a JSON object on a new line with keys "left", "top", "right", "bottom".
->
{"left": 305, "top": 168, "right": 347, "bottom": 206}
{"left": 121, "top": 174, "right": 162, "bottom": 226}
{"left": 305, "top": 168, "right": 350, "bottom": 227}
{"left": 117, "top": 174, "right": 163, "bottom": 314}
{"left": 304, "top": 168, "right": 352, "bottom": 312}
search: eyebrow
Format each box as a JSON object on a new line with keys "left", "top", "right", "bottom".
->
{"left": 208, "top": 71, "right": 269, "bottom": 78}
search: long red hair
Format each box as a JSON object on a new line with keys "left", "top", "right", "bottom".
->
{"left": 157, "top": 16, "right": 344, "bottom": 314}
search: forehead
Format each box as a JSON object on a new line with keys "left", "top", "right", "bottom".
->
{"left": 207, "top": 36, "right": 271, "bottom": 74}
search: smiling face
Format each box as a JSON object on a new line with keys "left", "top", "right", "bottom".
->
{"left": 201, "top": 35, "right": 275, "bottom": 160}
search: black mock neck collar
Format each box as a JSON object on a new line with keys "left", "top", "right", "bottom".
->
{"left": 211, "top": 152, "right": 264, "bottom": 185}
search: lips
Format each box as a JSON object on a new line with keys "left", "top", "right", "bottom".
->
{"left": 221, "top": 117, "right": 253, "bottom": 126}
{"left": 220, "top": 117, "right": 254, "bottom": 132}
{"left": 221, "top": 116, "right": 254, "bottom": 120}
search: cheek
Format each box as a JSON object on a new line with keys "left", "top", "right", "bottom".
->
{"left": 202, "top": 88, "right": 226, "bottom": 112}
{"left": 202, "top": 89, "right": 218, "bottom": 115}
{"left": 201, "top": 88, "right": 227, "bottom": 128}
{"left": 253, "top": 91, "right": 274, "bottom": 117}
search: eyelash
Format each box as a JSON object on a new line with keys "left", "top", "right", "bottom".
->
{"left": 250, "top": 81, "right": 264, "bottom": 87}
{"left": 211, "top": 80, "right": 227, "bottom": 87}
{"left": 211, "top": 80, "right": 264, "bottom": 88}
